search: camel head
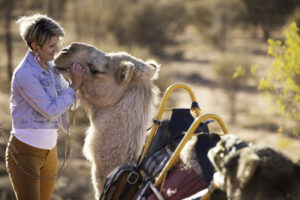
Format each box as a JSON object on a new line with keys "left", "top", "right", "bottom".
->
{"left": 54, "top": 42, "right": 160, "bottom": 107}
{"left": 208, "top": 134, "right": 249, "bottom": 174}
{"left": 208, "top": 135, "right": 300, "bottom": 200}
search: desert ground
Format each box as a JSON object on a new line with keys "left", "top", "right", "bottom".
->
{"left": 0, "top": 26, "right": 299, "bottom": 200}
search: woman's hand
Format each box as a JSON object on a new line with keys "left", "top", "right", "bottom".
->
{"left": 70, "top": 63, "right": 85, "bottom": 91}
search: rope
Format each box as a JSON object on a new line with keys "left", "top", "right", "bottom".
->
{"left": 0, "top": 106, "right": 76, "bottom": 180}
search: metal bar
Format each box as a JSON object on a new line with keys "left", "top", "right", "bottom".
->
{"left": 149, "top": 183, "right": 165, "bottom": 200}
{"left": 139, "top": 83, "right": 201, "bottom": 164}
{"left": 201, "top": 182, "right": 218, "bottom": 200}
{"left": 136, "top": 181, "right": 151, "bottom": 200}
{"left": 155, "top": 114, "right": 228, "bottom": 187}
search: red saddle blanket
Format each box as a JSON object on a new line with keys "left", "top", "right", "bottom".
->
{"left": 133, "top": 161, "right": 207, "bottom": 200}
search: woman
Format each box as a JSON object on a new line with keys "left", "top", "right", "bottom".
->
{"left": 5, "top": 14, "right": 85, "bottom": 200}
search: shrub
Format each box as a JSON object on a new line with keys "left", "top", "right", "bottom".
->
{"left": 187, "top": 0, "right": 243, "bottom": 51}
{"left": 259, "top": 22, "right": 300, "bottom": 135}
{"left": 214, "top": 54, "right": 252, "bottom": 124}
{"left": 104, "top": 0, "right": 186, "bottom": 56}
{"left": 241, "top": 0, "right": 297, "bottom": 40}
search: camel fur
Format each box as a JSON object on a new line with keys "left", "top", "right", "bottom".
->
{"left": 208, "top": 134, "right": 300, "bottom": 200}
{"left": 54, "top": 42, "right": 159, "bottom": 199}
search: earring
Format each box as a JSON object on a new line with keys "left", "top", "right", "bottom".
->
{"left": 34, "top": 52, "right": 40, "bottom": 63}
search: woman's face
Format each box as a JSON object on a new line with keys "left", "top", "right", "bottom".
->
{"left": 36, "top": 36, "right": 60, "bottom": 62}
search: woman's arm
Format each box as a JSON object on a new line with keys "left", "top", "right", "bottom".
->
{"left": 14, "top": 68, "right": 76, "bottom": 121}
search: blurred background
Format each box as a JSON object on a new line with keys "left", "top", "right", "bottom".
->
{"left": 0, "top": 0, "right": 300, "bottom": 199}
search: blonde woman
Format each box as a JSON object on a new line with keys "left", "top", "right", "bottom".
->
{"left": 6, "top": 14, "right": 85, "bottom": 200}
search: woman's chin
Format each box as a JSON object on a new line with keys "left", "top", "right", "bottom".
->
{"left": 47, "top": 55, "right": 55, "bottom": 61}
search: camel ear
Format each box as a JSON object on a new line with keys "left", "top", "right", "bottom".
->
{"left": 116, "top": 61, "right": 134, "bottom": 83}
{"left": 146, "top": 60, "right": 160, "bottom": 80}
{"left": 237, "top": 149, "right": 260, "bottom": 188}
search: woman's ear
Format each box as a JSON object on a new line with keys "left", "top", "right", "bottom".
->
{"left": 31, "top": 42, "right": 40, "bottom": 52}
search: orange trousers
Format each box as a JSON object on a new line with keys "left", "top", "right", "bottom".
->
{"left": 5, "top": 135, "right": 58, "bottom": 200}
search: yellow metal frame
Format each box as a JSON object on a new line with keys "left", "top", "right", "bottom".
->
{"left": 139, "top": 83, "right": 228, "bottom": 199}
{"left": 200, "top": 182, "right": 218, "bottom": 200}
{"left": 154, "top": 113, "right": 228, "bottom": 187}
{"left": 139, "top": 83, "right": 201, "bottom": 164}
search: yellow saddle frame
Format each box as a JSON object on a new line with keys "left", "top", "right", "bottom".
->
{"left": 139, "top": 83, "right": 229, "bottom": 200}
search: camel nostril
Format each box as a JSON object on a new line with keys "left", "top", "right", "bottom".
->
{"left": 60, "top": 48, "right": 69, "bottom": 55}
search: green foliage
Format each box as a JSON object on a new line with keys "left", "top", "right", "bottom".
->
{"left": 215, "top": 54, "right": 252, "bottom": 124}
{"left": 215, "top": 54, "right": 252, "bottom": 89}
{"left": 232, "top": 66, "right": 246, "bottom": 80}
{"left": 291, "top": 7, "right": 300, "bottom": 28}
{"left": 259, "top": 22, "right": 300, "bottom": 135}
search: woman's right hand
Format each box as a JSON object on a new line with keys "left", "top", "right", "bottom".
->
{"left": 70, "top": 63, "right": 85, "bottom": 91}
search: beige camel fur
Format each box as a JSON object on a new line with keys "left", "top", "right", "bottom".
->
{"left": 208, "top": 134, "right": 300, "bottom": 200}
{"left": 54, "top": 42, "right": 159, "bottom": 199}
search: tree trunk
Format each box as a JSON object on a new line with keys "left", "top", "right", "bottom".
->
{"left": 212, "top": 0, "right": 228, "bottom": 52}
{"left": 262, "top": 26, "right": 270, "bottom": 41}
{"left": 4, "top": 0, "right": 13, "bottom": 81}
{"left": 228, "top": 89, "right": 237, "bottom": 125}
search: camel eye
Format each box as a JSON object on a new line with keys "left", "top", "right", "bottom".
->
{"left": 87, "top": 62, "right": 106, "bottom": 75}
{"left": 87, "top": 62, "right": 99, "bottom": 75}
{"left": 90, "top": 68, "right": 101, "bottom": 75}
{"left": 87, "top": 62, "right": 94, "bottom": 69}
{"left": 217, "top": 146, "right": 226, "bottom": 158}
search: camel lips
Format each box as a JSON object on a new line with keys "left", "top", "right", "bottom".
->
{"left": 54, "top": 66, "right": 69, "bottom": 71}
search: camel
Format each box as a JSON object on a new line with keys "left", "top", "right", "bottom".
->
{"left": 208, "top": 134, "right": 300, "bottom": 200}
{"left": 54, "top": 42, "right": 160, "bottom": 199}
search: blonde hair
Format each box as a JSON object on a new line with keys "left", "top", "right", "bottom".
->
{"left": 17, "top": 14, "right": 64, "bottom": 49}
